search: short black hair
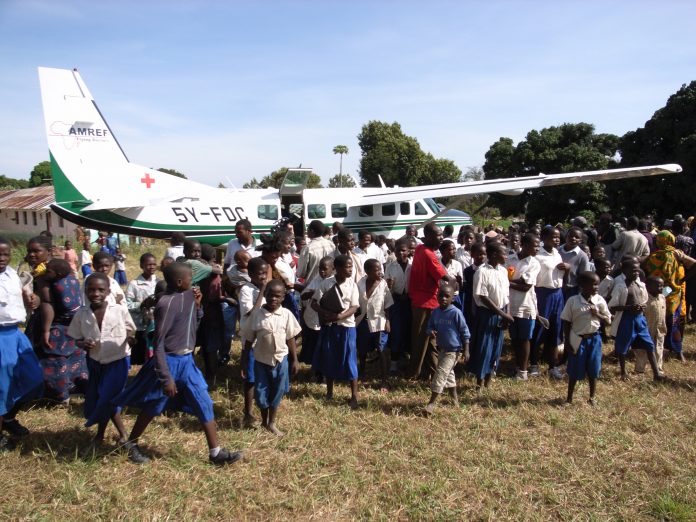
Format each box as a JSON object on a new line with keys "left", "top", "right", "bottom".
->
{"left": 236, "top": 218, "right": 252, "bottom": 231}
{"left": 337, "top": 228, "right": 353, "bottom": 242}
{"left": 308, "top": 220, "right": 325, "bottom": 237}
{"left": 170, "top": 232, "right": 186, "bottom": 245}
{"left": 183, "top": 239, "right": 201, "bottom": 254}
{"left": 27, "top": 235, "right": 51, "bottom": 251}
{"left": 265, "top": 279, "right": 286, "bottom": 295}
{"left": 358, "top": 230, "right": 371, "bottom": 241}
{"left": 364, "top": 258, "right": 381, "bottom": 272}
{"left": 163, "top": 261, "right": 191, "bottom": 285}
{"left": 334, "top": 254, "right": 351, "bottom": 269}
{"left": 439, "top": 239, "right": 455, "bottom": 254}
{"left": 0, "top": 236, "right": 10, "bottom": 247}
{"left": 86, "top": 271, "right": 110, "bottom": 288}
{"left": 140, "top": 253, "right": 156, "bottom": 266}
{"left": 577, "top": 271, "right": 599, "bottom": 287}
{"left": 200, "top": 244, "right": 216, "bottom": 262}
{"left": 521, "top": 233, "right": 538, "bottom": 246}
{"left": 46, "top": 258, "right": 72, "bottom": 279}
{"left": 485, "top": 241, "right": 505, "bottom": 257}
{"left": 471, "top": 241, "right": 486, "bottom": 254}
{"left": 248, "top": 256, "right": 269, "bottom": 273}
{"left": 319, "top": 256, "right": 334, "bottom": 268}
{"left": 92, "top": 251, "right": 114, "bottom": 265}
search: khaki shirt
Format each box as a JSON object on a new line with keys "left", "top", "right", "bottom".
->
{"left": 356, "top": 277, "right": 394, "bottom": 333}
{"left": 560, "top": 294, "right": 611, "bottom": 353}
{"left": 242, "top": 306, "right": 301, "bottom": 367}
{"left": 68, "top": 302, "right": 136, "bottom": 364}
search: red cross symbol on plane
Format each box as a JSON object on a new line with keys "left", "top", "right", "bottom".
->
{"left": 141, "top": 173, "right": 155, "bottom": 188}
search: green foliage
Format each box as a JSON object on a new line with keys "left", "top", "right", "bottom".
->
{"left": 328, "top": 173, "right": 356, "bottom": 188}
{"left": 332, "top": 145, "right": 349, "bottom": 156}
{"left": 482, "top": 123, "right": 619, "bottom": 223}
{"left": 606, "top": 81, "right": 696, "bottom": 219}
{"left": 156, "top": 168, "right": 187, "bottom": 179}
{"left": 29, "top": 161, "right": 52, "bottom": 187}
{"left": 243, "top": 167, "right": 323, "bottom": 189}
{"left": 0, "top": 174, "right": 30, "bottom": 190}
{"left": 358, "top": 121, "right": 461, "bottom": 187}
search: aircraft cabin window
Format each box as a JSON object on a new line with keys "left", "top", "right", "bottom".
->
{"left": 257, "top": 205, "right": 279, "bottom": 220}
{"left": 359, "top": 205, "right": 374, "bottom": 218}
{"left": 415, "top": 202, "right": 427, "bottom": 215}
{"left": 331, "top": 203, "right": 347, "bottom": 218}
{"left": 424, "top": 197, "right": 441, "bottom": 214}
{"left": 382, "top": 203, "right": 395, "bottom": 216}
{"left": 400, "top": 202, "right": 410, "bottom": 215}
{"left": 308, "top": 204, "right": 326, "bottom": 219}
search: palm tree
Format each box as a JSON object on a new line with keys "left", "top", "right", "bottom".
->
{"left": 332, "top": 145, "right": 349, "bottom": 187}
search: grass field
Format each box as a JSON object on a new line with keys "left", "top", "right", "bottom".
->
{"left": 2, "top": 243, "right": 696, "bottom": 521}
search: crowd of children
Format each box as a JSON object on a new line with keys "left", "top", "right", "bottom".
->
{"left": 1, "top": 213, "right": 695, "bottom": 462}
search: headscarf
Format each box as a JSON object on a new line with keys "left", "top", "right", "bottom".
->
{"left": 644, "top": 230, "right": 684, "bottom": 313}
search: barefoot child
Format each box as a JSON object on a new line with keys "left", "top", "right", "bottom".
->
{"left": 115, "top": 262, "right": 242, "bottom": 465}
{"left": 608, "top": 257, "right": 663, "bottom": 380}
{"left": 561, "top": 271, "right": 611, "bottom": 405}
{"left": 238, "top": 256, "right": 269, "bottom": 428}
{"left": 356, "top": 258, "right": 393, "bottom": 388}
{"left": 423, "top": 282, "right": 470, "bottom": 415}
{"left": 634, "top": 276, "right": 667, "bottom": 374}
{"left": 312, "top": 255, "right": 360, "bottom": 408}
{"left": 68, "top": 272, "right": 136, "bottom": 451}
{"left": 299, "top": 256, "right": 334, "bottom": 374}
{"left": 242, "top": 280, "right": 301, "bottom": 436}
{"left": 0, "top": 237, "right": 43, "bottom": 451}
{"left": 384, "top": 240, "right": 412, "bottom": 374}
{"left": 467, "top": 242, "right": 513, "bottom": 390}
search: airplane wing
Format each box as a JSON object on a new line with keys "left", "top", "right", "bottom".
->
{"left": 357, "top": 164, "right": 682, "bottom": 206}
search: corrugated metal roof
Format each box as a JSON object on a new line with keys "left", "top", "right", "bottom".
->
{"left": 0, "top": 186, "right": 55, "bottom": 211}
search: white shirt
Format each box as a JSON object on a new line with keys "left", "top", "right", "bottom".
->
{"left": 560, "top": 293, "right": 611, "bottom": 353}
{"left": 313, "top": 276, "right": 359, "bottom": 327}
{"left": 356, "top": 277, "right": 394, "bottom": 332}
{"left": 535, "top": 247, "right": 564, "bottom": 289}
{"left": 114, "top": 255, "right": 126, "bottom": 272}
{"left": 67, "top": 302, "right": 136, "bottom": 364}
{"left": 297, "top": 236, "right": 336, "bottom": 284}
{"left": 241, "top": 306, "right": 301, "bottom": 367}
{"left": 384, "top": 259, "right": 411, "bottom": 296}
{"left": 608, "top": 278, "right": 648, "bottom": 337}
{"left": 473, "top": 263, "right": 510, "bottom": 309}
{"left": 441, "top": 258, "right": 464, "bottom": 296}
{"left": 80, "top": 250, "right": 92, "bottom": 266}
{"left": 302, "top": 276, "right": 325, "bottom": 331}
{"left": 597, "top": 275, "right": 614, "bottom": 302}
{"left": 223, "top": 238, "right": 259, "bottom": 266}
{"left": 455, "top": 247, "right": 473, "bottom": 269}
{"left": 0, "top": 267, "right": 26, "bottom": 325}
{"left": 506, "top": 253, "right": 540, "bottom": 318}
{"left": 125, "top": 274, "right": 160, "bottom": 330}
{"left": 275, "top": 258, "right": 296, "bottom": 285}
{"left": 165, "top": 245, "right": 184, "bottom": 260}
{"left": 239, "top": 282, "right": 264, "bottom": 333}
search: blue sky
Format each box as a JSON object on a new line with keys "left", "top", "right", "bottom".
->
{"left": 1, "top": 1, "right": 694, "bottom": 187}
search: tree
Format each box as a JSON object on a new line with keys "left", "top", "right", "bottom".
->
{"left": 482, "top": 123, "right": 619, "bottom": 223}
{"left": 243, "top": 167, "right": 323, "bottom": 189}
{"left": 604, "top": 81, "right": 696, "bottom": 219}
{"left": 156, "top": 168, "right": 187, "bottom": 179}
{"left": 29, "top": 161, "right": 52, "bottom": 187}
{"left": 357, "top": 120, "right": 461, "bottom": 187}
{"left": 328, "top": 174, "right": 356, "bottom": 188}
{"left": 0, "top": 174, "right": 30, "bottom": 190}
{"left": 333, "top": 145, "right": 349, "bottom": 186}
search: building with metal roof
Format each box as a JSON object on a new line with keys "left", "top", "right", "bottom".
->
{"left": 0, "top": 186, "right": 80, "bottom": 239}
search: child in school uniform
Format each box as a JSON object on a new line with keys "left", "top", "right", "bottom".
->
{"left": 242, "top": 280, "right": 301, "bottom": 436}
{"left": 467, "top": 242, "right": 513, "bottom": 390}
{"left": 384, "top": 240, "right": 412, "bottom": 375}
{"left": 423, "top": 282, "right": 470, "bottom": 415}
{"left": 114, "top": 262, "right": 243, "bottom": 465}
{"left": 462, "top": 242, "right": 486, "bottom": 332}
{"left": 439, "top": 240, "right": 464, "bottom": 311}
{"left": 220, "top": 249, "right": 252, "bottom": 366}
{"left": 608, "top": 257, "right": 663, "bottom": 381}
{"left": 561, "top": 271, "right": 612, "bottom": 405}
{"left": 634, "top": 276, "right": 667, "bottom": 375}
{"left": 299, "top": 256, "right": 334, "bottom": 375}
{"left": 83, "top": 252, "right": 126, "bottom": 307}
{"left": 558, "top": 227, "right": 592, "bottom": 301}
{"left": 312, "top": 254, "right": 360, "bottom": 408}
{"left": 0, "top": 237, "right": 43, "bottom": 451}
{"left": 456, "top": 229, "right": 476, "bottom": 269}
{"left": 594, "top": 258, "right": 614, "bottom": 340}
{"left": 113, "top": 247, "right": 128, "bottom": 286}
{"left": 68, "top": 272, "right": 136, "bottom": 453}
{"left": 238, "top": 256, "right": 269, "bottom": 428}
{"left": 80, "top": 240, "right": 93, "bottom": 279}
{"left": 356, "top": 258, "right": 393, "bottom": 389}
{"left": 506, "top": 233, "right": 541, "bottom": 381}
{"left": 125, "top": 253, "right": 159, "bottom": 364}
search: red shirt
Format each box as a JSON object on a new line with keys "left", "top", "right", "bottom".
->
{"left": 409, "top": 244, "right": 448, "bottom": 309}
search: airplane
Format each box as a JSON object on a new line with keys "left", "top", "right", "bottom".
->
{"left": 38, "top": 67, "right": 683, "bottom": 245}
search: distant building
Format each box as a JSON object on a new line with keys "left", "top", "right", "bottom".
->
{"left": 0, "top": 186, "right": 80, "bottom": 239}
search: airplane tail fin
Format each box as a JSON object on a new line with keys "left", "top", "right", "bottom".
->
{"left": 38, "top": 67, "right": 207, "bottom": 208}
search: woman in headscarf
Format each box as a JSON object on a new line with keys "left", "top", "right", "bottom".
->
{"left": 643, "top": 231, "right": 695, "bottom": 361}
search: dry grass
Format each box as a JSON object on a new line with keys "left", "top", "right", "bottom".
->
{"left": 2, "top": 247, "right": 696, "bottom": 521}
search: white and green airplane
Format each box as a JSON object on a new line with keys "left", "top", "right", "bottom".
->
{"left": 38, "top": 67, "right": 682, "bottom": 245}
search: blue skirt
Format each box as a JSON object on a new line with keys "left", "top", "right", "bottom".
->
{"left": 466, "top": 307, "right": 506, "bottom": 380}
{"left": 387, "top": 298, "right": 411, "bottom": 355}
{"left": 299, "top": 326, "right": 320, "bottom": 365}
{"left": 114, "top": 270, "right": 127, "bottom": 286}
{"left": 313, "top": 324, "right": 358, "bottom": 381}
{"left": 357, "top": 321, "right": 388, "bottom": 354}
{"left": 114, "top": 353, "right": 214, "bottom": 423}
{"left": 614, "top": 312, "right": 654, "bottom": 356}
{"left": 567, "top": 333, "right": 602, "bottom": 380}
{"left": 283, "top": 291, "right": 301, "bottom": 322}
{"left": 84, "top": 356, "right": 130, "bottom": 427}
{"left": 0, "top": 326, "right": 43, "bottom": 416}
{"left": 532, "top": 287, "right": 564, "bottom": 350}
{"left": 254, "top": 355, "right": 289, "bottom": 409}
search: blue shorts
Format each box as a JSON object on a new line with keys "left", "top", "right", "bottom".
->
{"left": 254, "top": 355, "right": 289, "bottom": 409}
{"left": 614, "top": 312, "right": 654, "bottom": 356}
{"left": 244, "top": 346, "right": 256, "bottom": 384}
{"left": 357, "top": 320, "right": 388, "bottom": 354}
{"left": 567, "top": 333, "right": 602, "bottom": 380}
{"left": 509, "top": 317, "right": 535, "bottom": 340}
